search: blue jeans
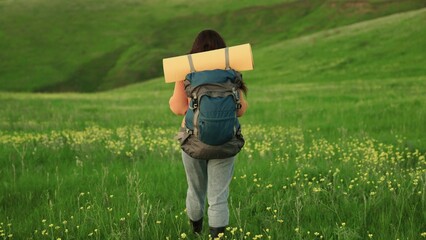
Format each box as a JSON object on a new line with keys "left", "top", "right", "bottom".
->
{"left": 182, "top": 150, "right": 235, "bottom": 228}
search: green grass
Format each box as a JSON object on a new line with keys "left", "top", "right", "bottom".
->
{"left": 0, "top": 3, "right": 426, "bottom": 240}
{"left": 0, "top": 125, "right": 424, "bottom": 239}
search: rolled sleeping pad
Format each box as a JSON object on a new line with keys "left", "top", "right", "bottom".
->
{"left": 163, "top": 43, "right": 254, "bottom": 83}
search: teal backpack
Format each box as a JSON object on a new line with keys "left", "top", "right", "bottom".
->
{"left": 177, "top": 50, "right": 245, "bottom": 160}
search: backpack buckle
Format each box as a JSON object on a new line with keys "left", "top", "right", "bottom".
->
{"left": 232, "top": 88, "right": 240, "bottom": 101}
{"left": 191, "top": 94, "right": 198, "bottom": 110}
{"left": 189, "top": 101, "right": 198, "bottom": 110}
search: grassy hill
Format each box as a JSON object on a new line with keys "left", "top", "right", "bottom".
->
{"left": 0, "top": 7, "right": 425, "bottom": 147}
{"left": 0, "top": 0, "right": 425, "bottom": 92}
{"left": 1, "top": 0, "right": 424, "bottom": 146}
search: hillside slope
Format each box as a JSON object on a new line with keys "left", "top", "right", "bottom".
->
{"left": 0, "top": 0, "right": 424, "bottom": 92}
{"left": 0, "top": 8, "right": 425, "bottom": 148}
{"left": 124, "top": 8, "right": 426, "bottom": 148}
{"left": 250, "top": 7, "right": 426, "bottom": 84}
{"left": 244, "top": 8, "right": 426, "bottom": 148}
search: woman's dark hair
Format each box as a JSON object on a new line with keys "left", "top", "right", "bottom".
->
{"left": 189, "top": 29, "right": 226, "bottom": 54}
{"left": 190, "top": 29, "right": 247, "bottom": 95}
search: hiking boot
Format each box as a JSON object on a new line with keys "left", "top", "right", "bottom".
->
{"left": 190, "top": 218, "right": 203, "bottom": 234}
{"left": 209, "top": 226, "right": 226, "bottom": 239}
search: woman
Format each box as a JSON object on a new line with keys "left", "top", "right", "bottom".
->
{"left": 169, "top": 29, "right": 248, "bottom": 238}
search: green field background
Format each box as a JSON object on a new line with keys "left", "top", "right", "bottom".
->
{"left": 0, "top": 0, "right": 425, "bottom": 239}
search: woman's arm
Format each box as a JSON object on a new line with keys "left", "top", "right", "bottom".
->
{"left": 237, "top": 90, "right": 248, "bottom": 117}
{"left": 169, "top": 81, "right": 188, "bottom": 115}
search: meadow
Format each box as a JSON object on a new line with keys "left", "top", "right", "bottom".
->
{"left": 1, "top": 1, "right": 426, "bottom": 240}
{"left": 1, "top": 123, "right": 424, "bottom": 239}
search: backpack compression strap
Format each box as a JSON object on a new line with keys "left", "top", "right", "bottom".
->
{"left": 225, "top": 47, "right": 230, "bottom": 70}
{"left": 187, "top": 54, "right": 196, "bottom": 73}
